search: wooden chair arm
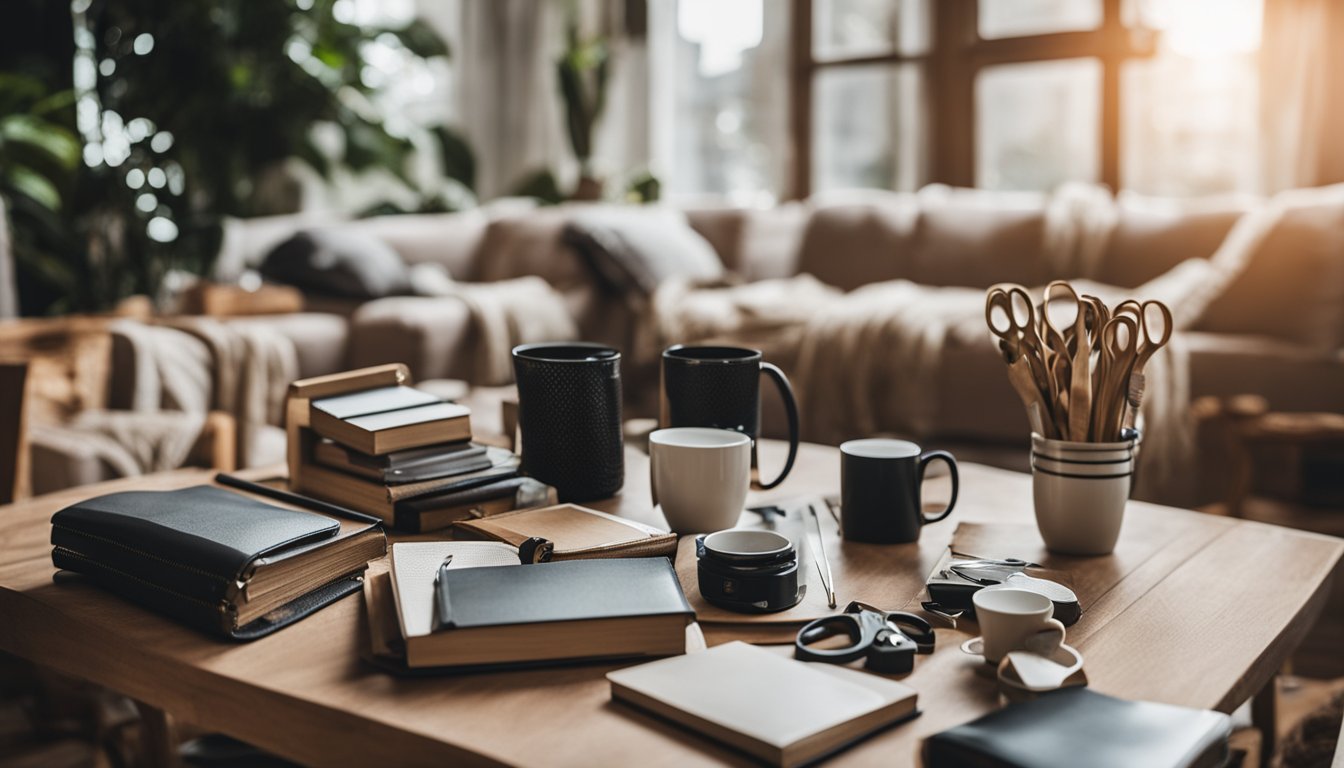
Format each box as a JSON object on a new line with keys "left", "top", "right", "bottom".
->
{"left": 187, "top": 412, "right": 237, "bottom": 472}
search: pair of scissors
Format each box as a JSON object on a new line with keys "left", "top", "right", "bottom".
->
{"left": 1117, "top": 300, "right": 1173, "bottom": 430}
{"left": 1093, "top": 315, "right": 1138, "bottom": 441}
{"left": 794, "top": 601, "right": 934, "bottom": 674}
{"left": 987, "top": 286, "right": 1058, "bottom": 430}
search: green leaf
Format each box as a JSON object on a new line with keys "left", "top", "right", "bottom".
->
{"left": 0, "top": 115, "right": 81, "bottom": 170}
{"left": 4, "top": 164, "right": 63, "bottom": 212}
{"left": 430, "top": 125, "right": 474, "bottom": 191}
{"left": 386, "top": 19, "right": 449, "bottom": 59}
{"left": 508, "top": 168, "right": 563, "bottom": 206}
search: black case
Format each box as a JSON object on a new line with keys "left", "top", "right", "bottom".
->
{"left": 50, "top": 485, "right": 377, "bottom": 640}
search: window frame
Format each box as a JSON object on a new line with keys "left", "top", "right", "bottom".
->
{"left": 789, "top": 0, "right": 1157, "bottom": 198}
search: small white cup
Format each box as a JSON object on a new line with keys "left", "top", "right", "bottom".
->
{"left": 650, "top": 428, "right": 752, "bottom": 533}
{"left": 973, "top": 587, "right": 1066, "bottom": 665}
{"left": 1031, "top": 433, "right": 1135, "bottom": 556}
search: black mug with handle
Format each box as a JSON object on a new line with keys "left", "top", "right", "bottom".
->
{"left": 840, "top": 438, "right": 958, "bottom": 543}
{"left": 661, "top": 345, "right": 799, "bottom": 490}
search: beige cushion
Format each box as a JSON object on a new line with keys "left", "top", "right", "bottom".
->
{"left": 684, "top": 207, "right": 748, "bottom": 272}
{"left": 333, "top": 210, "right": 489, "bottom": 279}
{"left": 1097, "top": 196, "right": 1251, "bottom": 287}
{"left": 475, "top": 210, "right": 586, "bottom": 288}
{"left": 1183, "top": 331, "right": 1344, "bottom": 411}
{"left": 796, "top": 197, "right": 919, "bottom": 291}
{"left": 911, "top": 190, "right": 1051, "bottom": 288}
{"left": 347, "top": 297, "right": 476, "bottom": 382}
{"left": 1197, "top": 192, "right": 1344, "bottom": 349}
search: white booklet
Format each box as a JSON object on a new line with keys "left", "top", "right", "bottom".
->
{"left": 607, "top": 641, "right": 917, "bottom": 768}
{"left": 388, "top": 541, "right": 518, "bottom": 639}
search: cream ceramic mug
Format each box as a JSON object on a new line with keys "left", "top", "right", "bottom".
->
{"left": 649, "top": 427, "right": 751, "bottom": 533}
{"left": 972, "top": 587, "right": 1066, "bottom": 664}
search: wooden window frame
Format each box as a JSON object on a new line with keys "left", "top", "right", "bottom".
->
{"left": 789, "top": 0, "right": 1156, "bottom": 199}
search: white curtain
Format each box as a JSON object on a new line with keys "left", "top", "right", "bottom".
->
{"left": 1259, "top": 0, "right": 1344, "bottom": 191}
{"left": 456, "top": 0, "right": 649, "bottom": 200}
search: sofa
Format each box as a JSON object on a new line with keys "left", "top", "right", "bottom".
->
{"left": 86, "top": 184, "right": 1344, "bottom": 505}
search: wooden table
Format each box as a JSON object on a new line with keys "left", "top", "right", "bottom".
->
{"left": 1, "top": 441, "right": 1340, "bottom": 767}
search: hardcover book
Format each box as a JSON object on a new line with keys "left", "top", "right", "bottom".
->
{"left": 608, "top": 641, "right": 918, "bottom": 768}
{"left": 394, "top": 556, "right": 692, "bottom": 669}
{"left": 310, "top": 386, "right": 471, "bottom": 455}
{"left": 50, "top": 485, "right": 386, "bottom": 639}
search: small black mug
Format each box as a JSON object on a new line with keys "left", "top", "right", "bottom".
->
{"left": 512, "top": 342, "right": 623, "bottom": 502}
{"left": 840, "top": 439, "right": 958, "bottom": 543}
{"left": 661, "top": 345, "right": 799, "bottom": 490}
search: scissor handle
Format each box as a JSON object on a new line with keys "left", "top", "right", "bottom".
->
{"left": 1040, "top": 281, "right": 1080, "bottom": 357}
{"left": 1136, "top": 301, "right": 1173, "bottom": 363}
{"left": 985, "top": 286, "right": 1035, "bottom": 338}
{"left": 794, "top": 613, "right": 874, "bottom": 664}
{"left": 884, "top": 611, "right": 936, "bottom": 653}
{"left": 1100, "top": 315, "right": 1137, "bottom": 360}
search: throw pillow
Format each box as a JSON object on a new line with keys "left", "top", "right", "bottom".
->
{"left": 259, "top": 228, "right": 411, "bottom": 299}
{"left": 563, "top": 207, "right": 725, "bottom": 295}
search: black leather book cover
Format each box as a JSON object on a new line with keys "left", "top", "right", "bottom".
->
{"left": 435, "top": 557, "right": 692, "bottom": 630}
{"left": 50, "top": 485, "right": 353, "bottom": 639}
{"left": 923, "top": 687, "right": 1231, "bottom": 768}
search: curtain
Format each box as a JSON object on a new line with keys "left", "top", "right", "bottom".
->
{"left": 1259, "top": 0, "right": 1344, "bottom": 191}
{"left": 456, "top": 0, "right": 648, "bottom": 201}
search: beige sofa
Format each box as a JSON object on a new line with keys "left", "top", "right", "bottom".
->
{"left": 192, "top": 187, "right": 1344, "bottom": 495}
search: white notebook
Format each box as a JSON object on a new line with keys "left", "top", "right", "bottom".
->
{"left": 388, "top": 541, "right": 518, "bottom": 639}
{"left": 607, "top": 641, "right": 917, "bottom": 768}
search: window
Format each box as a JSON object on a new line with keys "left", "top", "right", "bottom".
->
{"left": 649, "top": 0, "right": 790, "bottom": 204}
{"left": 976, "top": 58, "right": 1101, "bottom": 191}
{"left": 791, "top": 0, "right": 1266, "bottom": 197}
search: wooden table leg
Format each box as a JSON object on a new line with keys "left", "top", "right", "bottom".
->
{"left": 132, "top": 699, "right": 179, "bottom": 768}
{"left": 1251, "top": 674, "right": 1277, "bottom": 766}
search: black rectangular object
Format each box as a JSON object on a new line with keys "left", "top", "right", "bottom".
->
{"left": 923, "top": 687, "right": 1231, "bottom": 768}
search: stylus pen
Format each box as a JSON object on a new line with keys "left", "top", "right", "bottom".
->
{"left": 214, "top": 472, "right": 383, "bottom": 526}
{"left": 809, "top": 503, "right": 838, "bottom": 608}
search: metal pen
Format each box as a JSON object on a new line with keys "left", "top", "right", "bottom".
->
{"left": 809, "top": 503, "right": 838, "bottom": 608}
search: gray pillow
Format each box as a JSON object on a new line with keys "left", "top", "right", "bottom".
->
{"left": 260, "top": 228, "right": 411, "bottom": 299}
{"left": 564, "top": 208, "right": 725, "bottom": 295}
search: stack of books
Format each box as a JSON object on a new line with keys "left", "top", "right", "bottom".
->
{"left": 298, "top": 384, "right": 553, "bottom": 532}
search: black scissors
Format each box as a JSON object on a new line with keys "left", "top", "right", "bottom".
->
{"left": 794, "top": 601, "right": 934, "bottom": 674}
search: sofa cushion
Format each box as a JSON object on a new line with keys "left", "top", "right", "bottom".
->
{"left": 1183, "top": 331, "right": 1344, "bottom": 412}
{"left": 334, "top": 210, "right": 489, "bottom": 280}
{"left": 1197, "top": 189, "right": 1344, "bottom": 349}
{"left": 911, "top": 189, "right": 1052, "bottom": 288}
{"left": 797, "top": 195, "right": 919, "bottom": 291}
{"left": 563, "top": 207, "right": 724, "bottom": 295}
{"left": 347, "top": 297, "right": 477, "bottom": 382}
{"left": 259, "top": 229, "right": 411, "bottom": 300}
{"left": 684, "top": 207, "right": 748, "bottom": 272}
{"left": 1097, "top": 195, "right": 1252, "bottom": 287}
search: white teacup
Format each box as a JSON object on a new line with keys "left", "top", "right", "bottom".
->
{"left": 649, "top": 428, "right": 752, "bottom": 533}
{"left": 972, "top": 587, "right": 1066, "bottom": 664}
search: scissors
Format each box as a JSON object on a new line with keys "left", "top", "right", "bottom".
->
{"left": 1093, "top": 315, "right": 1138, "bottom": 441}
{"left": 987, "top": 286, "right": 1057, "bottom": 418}
{"left": 795, "top": 601, "right": 934, "bottom": 674}
{"left": 1121, "top": 300, "right": 1173, "bottom": 430}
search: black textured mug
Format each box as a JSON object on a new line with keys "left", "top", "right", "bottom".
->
{"left": 512, "top": 343, "right": 623, "bottom": 502}
{"left": 661, "top": 345, "right": 799, "bottom": 490}
{"left": 840, "top": 438, "right": 958, "bottom": 543}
